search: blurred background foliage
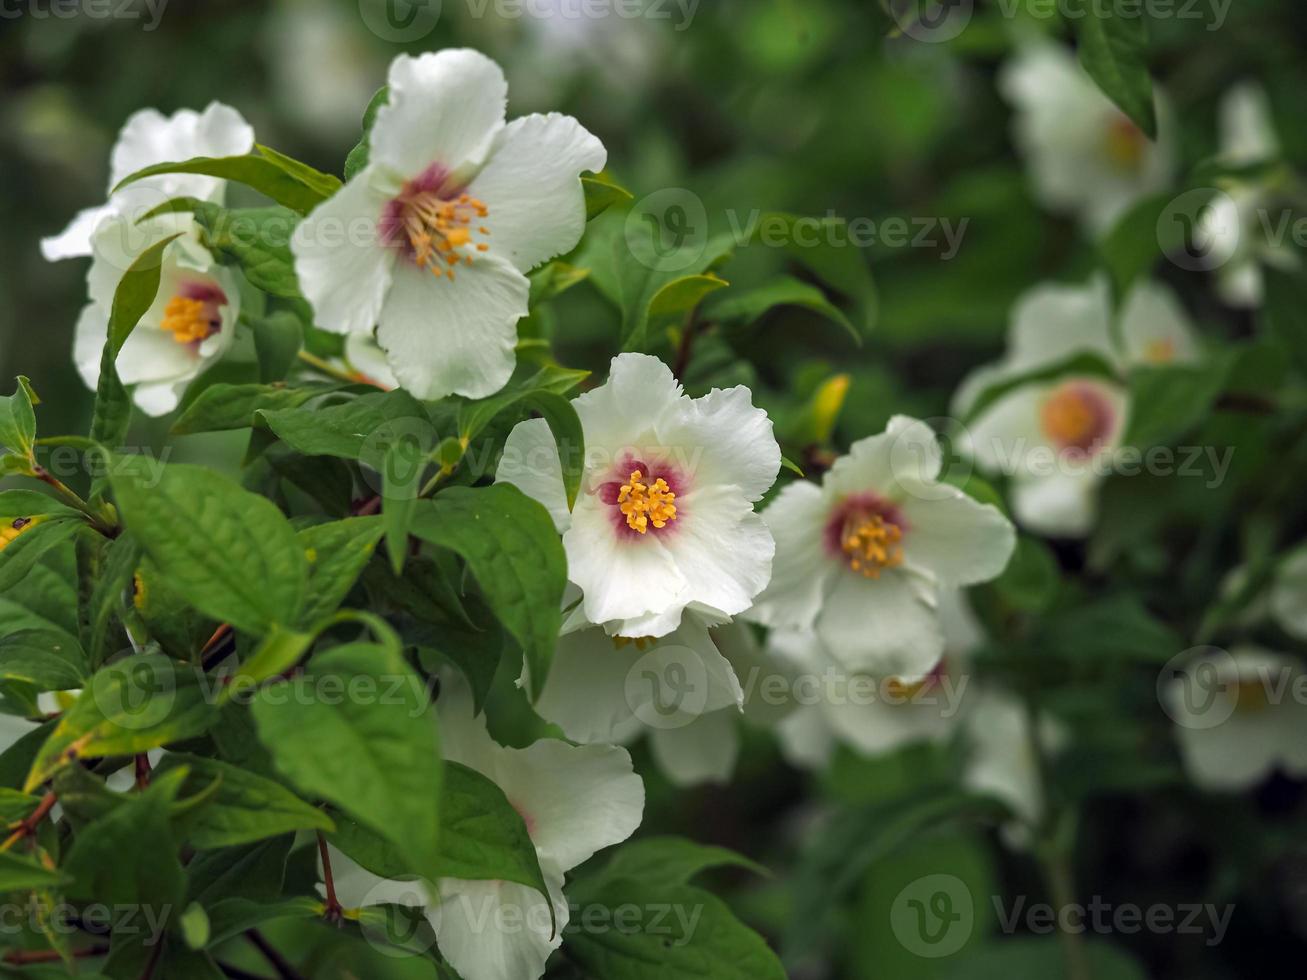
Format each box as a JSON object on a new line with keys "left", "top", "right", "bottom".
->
{"left": 4, "top": 1, "right": 1307, "bottom": 978}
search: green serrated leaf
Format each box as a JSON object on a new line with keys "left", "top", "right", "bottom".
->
{"left": 0, "top": 629, "right": 88, "bottom": 691}
{"left": 171, "top": 382, "right": 330, "bottom": 435}
{"left": 297, "top": 516, "right": 386, "bottom": 625}
{"left": 255, "top": 144, "right": 343, "bottom": 199}
{"left": 260, "top": 390, "right": 429, "bottom": 461}
{"left": 113, "top": 155, "right": 332, "bottom": 215}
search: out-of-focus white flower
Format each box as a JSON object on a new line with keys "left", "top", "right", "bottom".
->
{"left": 75, "top": 216, "right": 240, "bottom": 416}
{"left": 1000, "top": 39, "right": 1174, "bottom": 234}
{"left": 497, "top": 353, "right": 780, "bottom": 639}
{"left": 324, "top": 682, "right": 644, "bottom": 980}
{"left": 748, "top": 416, "right": 1012, "bottom": 681}
{"left": 769, "top": 589, "right": 985, "bottom": 769}
{"left": 42, "top": 102, "right": 254, "bottom": 261}
{"left": 1165, "top": 646, "right": 1307, "bottom": 791}
{"left": 955, "top": 276, "right": 1198, "bottom": 537}
{"left": 1270, "top": 547, "right": 1307, "bottom": 642}
{"left": 342, "top": 332, "right": 398, "bottom": 389}
{"left": 1195, "top": 82, "right": 1294, "bottom": 308}
{"left": 292, "top": 49, "right": 606, "bottom": 400}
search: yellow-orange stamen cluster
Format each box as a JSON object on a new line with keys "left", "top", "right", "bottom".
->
{"left": 612, "top": 636, "right": 655, "bottom": 652}
{"left": 1143, "top": 338, "right": 1176, "bottom": 364}
{"left": 160, "top": 296, "right": 219, "bottom": 345}
{"left": 841, "top": 514, "right": 903, "bottom": 578}
{"left": 617, "top": 469, "right": 677, "bottom": 534}
{"left": 0, "top": 516, "right": 41, "bottom": 551}
{"left": 402, "top": 191, "right": 490, "bottom": 282}
{"left": 885, "top": 675, "right": 928, "bottom": 700}
{"left": 1104, "top": 115, "right": 1147, "bottom": 171}
{"left": 1040, "top": 387, "right": 1098, "bottom": 448}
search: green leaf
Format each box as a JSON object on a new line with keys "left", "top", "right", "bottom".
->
{"left": 344, "top": 86, "right": 389, "bottom": 182}
{"left": 297, "top": 516, "right": 385, "bottom": 625}
{"left": 61, "top": 772, "right": 186, "bottom": 906}
{"left": 648, "top": 272, "right": 730, "bottom": 338}
{"left": 1262, "top": 265, "right": 1307, "bottom": 375}
{"left": 254, "top": 143, "right": 343, "bottom": 200}
{"left": 0, "top": 376, "right": 37, "bottom": 458}
{"left": 193, "top": 203, "right": 303, "bottom": 299}
{"left": 179, "top": 902, "right": 210, "bottom": 950}
{"left": 0, "top": 629, "right": 88, "bottom": 691}
{"left": 0, "top": 516, "right": 84, "bottom": 593}
{"left": 711, "top": 275, "right": 860, "bottom": 344}
{"left": 1124, "top": 352, "right": 1234, "bottom": 448}
{"left": 441, "top": 762, "right": 553, "bottom": 909}
{"left": 1071, "top": 0, "right": 1157, "bottom": 138}
{"left": 88, "top": 348, "right": 132, "bottom": 478}
{"left": 221, "top": 627, "right": 315, "bottom": 699}
{"left": 988, "top": 535, "right": 1060, "bottom": 614}
{"left": 566, "top": 877, "right": 786, "bottom": 980}
{"left": 109, "top": 456, "right": 308, "bottom": 634}
{"left": 84, "top": 533, "right": 141, "bottom": 667}
{"left": 460, "top": 385, "right": 585, "bottom": 508}
{"left": 171, "top": 382, "right": 330, "bottom": 435}
{"left": 204, "top": 896, "right": 322, "bottom": 948}
{"left": 113, "top": 155, "right": 332, "bottom": 215}
{"left": 1034, "top": 594, "right": 1179, "bottom": 664}
{"left": 0, "top": 850, "right": 69, "bottom": 891}
{"left": 249, "top": 310, "right": 305, "bottom": 382}
{"left": 25, "top": 655, "right": 219, "bottom": 790}
{"left": 529, "top": 261, "right": 591, "bottom": 304}
{"left": 747, "top": 213, "right": 877, "bottom": 333}
{"left": 107, "top": 232, "right": 184, "bottom": 356}
{"left": 382, "top": 429, "right": 430, "bottom": 575}
{"left": 410, "top": 485, "right": 567, "bottom": 701}
{"left": 155, "top": 753, "right": 334, "bottom": 849}
{"left": 251, "top": 643, "right": 442, "bottom": 881}
{"left": 260, "top": 390, "right": 429, "bottom": 461}
{"left": 944, "top": 938, "right": 1148, "bottom": 980}
{"left": 0, "top": 787, "right": 42, "bottom": 824}
{"left": 597, "top": 836, "right": 769, "bottom": 889}
{"left": 582, "top": 172, "right": 634, "bottom": 220}
{"left": 414, "top": 594, "right": 504, "bottom": 716}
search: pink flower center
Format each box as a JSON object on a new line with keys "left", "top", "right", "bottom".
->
{"left": 825, "top": 493, "right": 906, "bottom": 579}
{"left": 381, "top": 164, "right": 490, "bottom": 282}
{"left": 159, "top": 281, "right": 226, "bottom": 347}
{"left": 598, "top": 458, "right": 684, "bottom": 538}
{"left": 1039, "top": 381, "right": 1115, "bottom": 453}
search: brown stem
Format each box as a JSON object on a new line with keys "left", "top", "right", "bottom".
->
{"left": 1, "top": 790, "right": 57, "bottom": 851}
{"left": 317, "top": 831, "right": 343, "bottom": 921}
{"left": 672, "top": 308, "right": 703, "bottom": 382}
{"left": 353, "top": 494, "right": 383, "bottom": 517}
{"left": 3, "top": 943, "right": 109, "bottom": 965}
{"left": 134, "top": 753, "right": 152, "bottom": 790}
{"left": 246, "top": 929, "right": 307, "bottom": 980}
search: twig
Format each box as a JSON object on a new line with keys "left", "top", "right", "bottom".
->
{"left": 353, "top": 494, "right": 382, "bottom": 517}
{"left": 297, "top": 350, "right": 386, "bottom": 389}
{"left": 218, "top": 963, "right": 274, "bottom": 980}
{"left": 317, "top": 832, "right": 343, "bottom": 922}
{"left": 246, "top": 929, "right": 307, "bottom": 980}
{"left": 1, "top": 791, "right": 57, "bottom": 851}
{"left": 672, "top": 308, "right": 703, "bottom": 382}
{"left": 3, "top": 943, "right": 109, "bottom": 965}
{"left": 134, "top": 753, "right": 152, "bottom": 790}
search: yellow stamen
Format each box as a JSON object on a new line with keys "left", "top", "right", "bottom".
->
{"left": 0, "top": 516, "right": 42, "bottom": 551}
{"left": 160, "top": 295, "right": 219, "bottom": 345}
{"left": 841, "top": 514, "right": 903, "bottom": 579}
{"left": 617, "top": 469, "right": 677, "bottom": 534}
{"left": 1040, "top": 386, "right": 1099, "bottom": 448}
{"left": 1143, "top": 338, "right": 1176, "bottom": 364}
{"left": 612, "top": 636, "right": 655, "bottom": 652}
{"left": 131, "top": 572, "right": 148, "bottom": 611}
{"left": 399, "top": 190, "right": 491, "bottom": 281}
{"left": 885, "top": 676, "right": 928, "bottom": 700}
{"left": 1104, "top": 115, "right": 1147, "bottom": 172}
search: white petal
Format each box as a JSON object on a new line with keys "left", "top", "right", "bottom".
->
{"left": 1271, "top": 548, "right": 1307, "bottom": 642}
{"left": 376, "top": 252, "right": 527, "bottom": 399}
{"left": 73, "top": 303, "right": 109, "bottom": 392}
{"left": 1011, "top": 471, "right": 1103, "bottom": 538}
{"left": 292, "top": 171, "right": 396, "bottom": 336}
{"left": 749, "top": 481, "right": 840, "bottom": 632}
{"left": 497, "top": 418, "right": 571, "bottom": 533}
{"left": 573, "top": 353, "right": 684, "bottom": 461}
{"left": 563, "top": 494, "right": 687, "bottom": 632}
{"left": 86, "top": 211, "right": 198, "bottom": 312}
{"left": 649, "top": 710, "right": 740, "bottom": 787}
{"left": 496, "top": 740, "right": 644, "bottom": 872}
{"left": 776, "top": 706, "right": 835, "bottom": 770}
{"left": 1218, "top": 81, "right": 1279, "bottom": 164}
{"left": 108, "top": 102, "right": 255, "bottom": 195}
{"left": 897, "top": 483, "right": 1015, "bottom": 587}
{"left": 131, "top": 381, "right": 187, "bottom": 418}
{"left": 436, "top": 867, "right": 567, "bottom": 980}
{"left": 1007, "top": 276, "right": 1116, "bottom": 373}
{"left": 468, "top": 113, "right": 606, "bottom": 273}
{"left": 1118, "top": 279, "right": 1200, "bottom": 368}
{"left": 820, "top": 686, "right": 957, "bottom": 759}
{"left": 939, "top": 588, "right": 985, "bottom": 660}
{"left": 825, "top": 416, "right": 942, "bottom": 499}
{"left": 41, "top": 205, "right": 115, "bottom": 262}
{"left": 816, "top": 566, "right": 944, "bottom": 679}
{"left": 344, "top": 332, "right": 399, "bottom": 389}
{"left": 964, "top": 385, "right": 1052, "bottom": 478}
{"left": 655, "top": 384, "right": 781, "bottom": 503}
{"left": 962, "top": 690, "right": 1047, "bottom": 831}
{"left": 371, "top": 50, "right": 507, "bottom": 179}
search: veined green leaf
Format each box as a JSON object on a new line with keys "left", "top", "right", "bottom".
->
{"left": 113, "top": 154, "right": 332, "bottom": 215}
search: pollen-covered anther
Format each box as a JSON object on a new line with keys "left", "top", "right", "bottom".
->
{"left": 841, "top": 514, "right": 903, "bottom": 578}
{"left": 160, "top": 295, "right": 221, "bottom": 345}
{"left": 0, "top": 516, "right": 41, "bottom": 551}
{"left": 400, "top": 190, "right": 491, "bottom": 281}
{"left": 617, "top": 469, "right": 677, "bottom": 534}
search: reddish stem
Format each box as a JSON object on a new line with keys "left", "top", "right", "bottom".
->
{"left": 317, "top": 832, "right": 343, "bottom": 921}
{"left": 1, "top": 791, "right": 56, "bottom": 851}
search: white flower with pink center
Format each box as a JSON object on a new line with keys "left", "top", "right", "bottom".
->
{"left": 42, "top": 102, "right": 254, "bottom": 262}
{"left": 291, "top": 49, "right": 606, "bottom": 400}
{"left": 496, "top": 353, "right": 781, "bottom": 639}
{"left": 748, "top": 416, "right": 1015, "bottom": 681}
{"left": 320, "top": 679, "right": 643, "bottom": 980}
{"left": 954, "top": 275, "right": 1199, "bottom": 537}
{"left": 74, "top": 221, "right": 240, "bottom": 416}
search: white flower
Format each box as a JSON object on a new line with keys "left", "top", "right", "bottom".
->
{"left": 769, "top": 589, "right": 984, "bottom": 770}
{"left": 1165, "top": 646, "right": 1307, "bottom": 791}
{"left": 325, "top": 682, "right": 643, "bottom": 980}
{"left": 955, "top": 276, "right": 1198, "bottom": 537}
{"left": 75, "top": 217, "right": 240, "bottom": 416}
{"left": 292, "top": 49, "right": 606, "bottom": 400}
{"left": 343, "top": 332, "right": 398, "bottom": 389}
{"left": 1000, "top": 39, "right": 1173, "bottom": 234}
{"left": 496, "top": 353, "right": 781, "bottom": 639}
{"left": 42, "top": 102, "right": 254, "bottom": 261}
{"left": 747, "top": 416, "right": 1013, "bottom": 681}
{"left": 961, "top": 689, "right": 1063, "bottom": 849}
{"left": 1196, "top": 82, "right": 1294, "bottom": 308}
